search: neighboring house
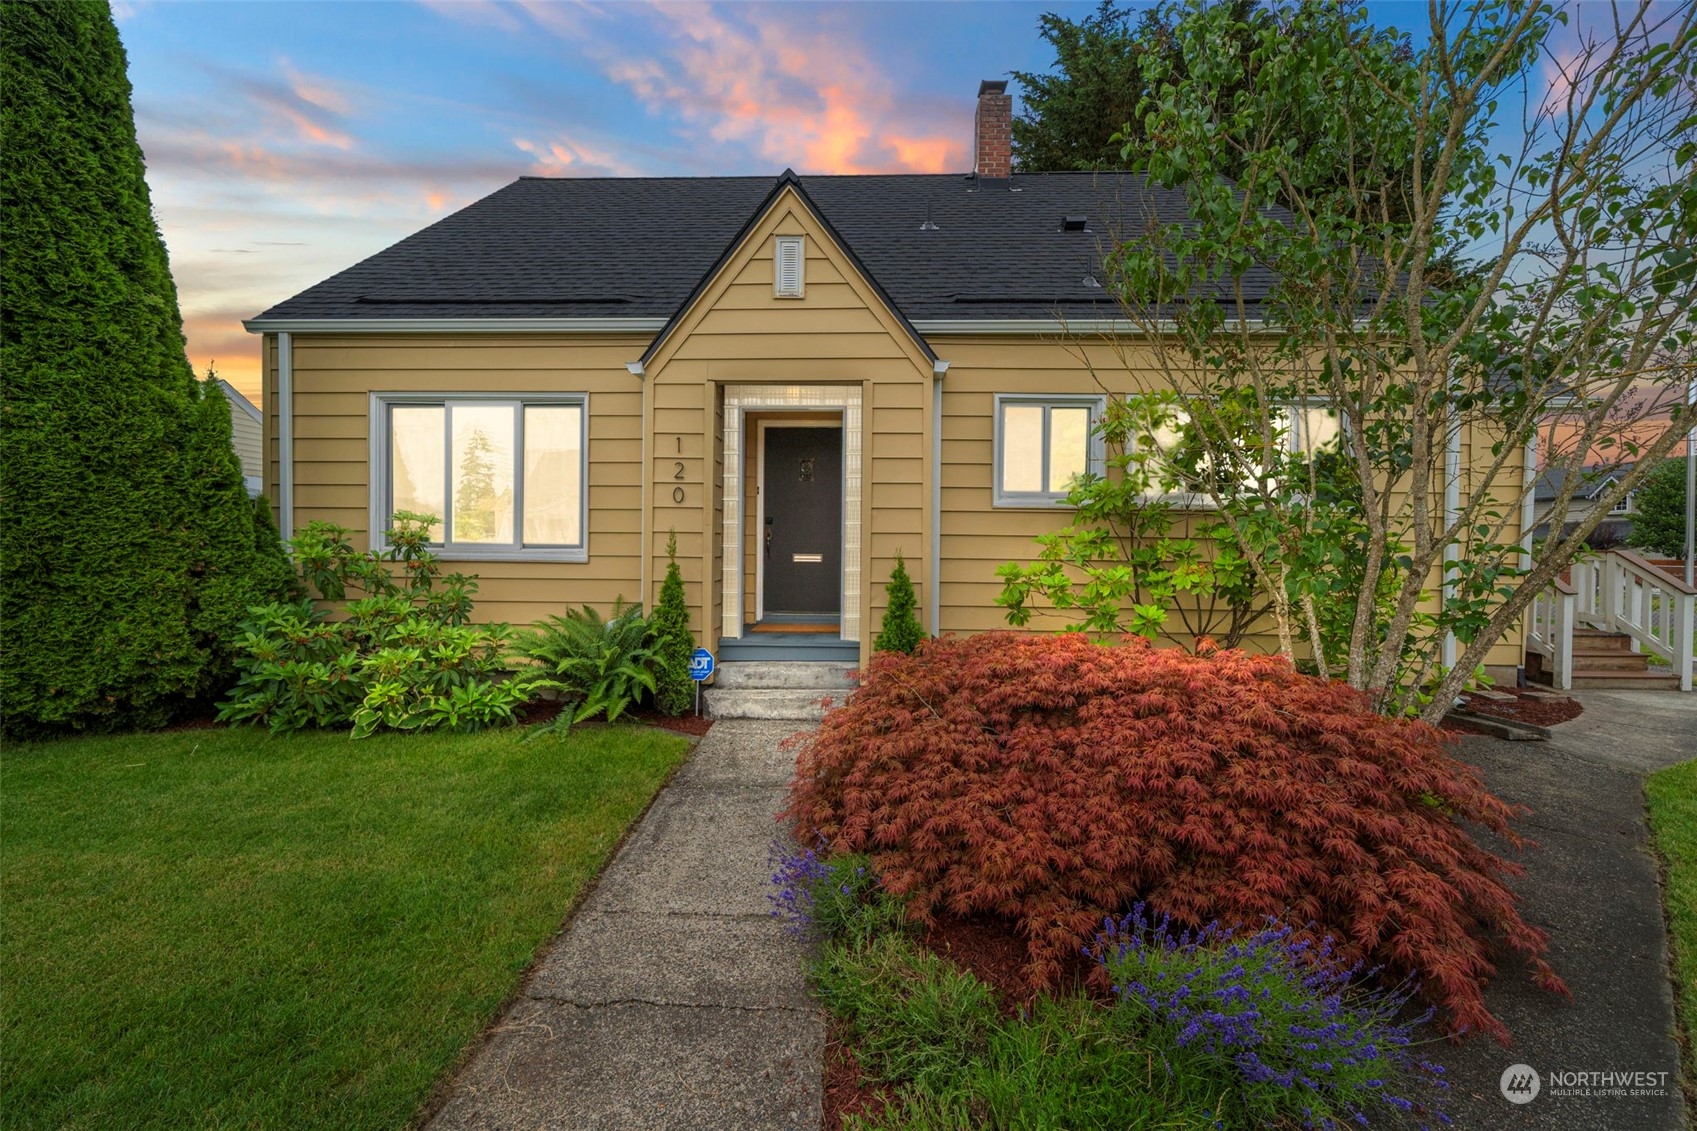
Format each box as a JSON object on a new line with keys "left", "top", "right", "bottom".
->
{"left": 216, "top": 378, "right": 264, "bottom": 498}
{"left": 245, "top": 80, "right": 1526, "bottom": 678}
{"left": 1531, "top": 463, "right": 1636, "bottom": 547}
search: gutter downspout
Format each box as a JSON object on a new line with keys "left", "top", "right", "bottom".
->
{"left": 629, "top": 361, "right": 649, "bottom": 609}
{"left": 1685, "top": 376, "right": 1695, "bottom": 590}
{"left": 1520, "top": 435, "right": 1538, "bottom": 687}
{"left": 277, "top": 332, "right": 294, "bottom": 539}
{"left": 1442, "top": 408, "right": 1461, "bottom": 672}
{"left": 931, "top": 361, "right": 948, "bottom": 637}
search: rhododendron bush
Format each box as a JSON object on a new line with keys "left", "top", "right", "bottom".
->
{"left": 785, "top": 633, "right": 1565, "bottom": 1041}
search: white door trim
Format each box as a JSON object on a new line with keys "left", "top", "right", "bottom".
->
{"left": 721, "top": 385, "right": 863, "bottom": 643}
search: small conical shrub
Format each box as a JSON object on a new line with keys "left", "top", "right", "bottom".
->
{"left": 651, "top": 530, "right": 696, "bottom": 715}
{"left": 874, "top": 551, "right": 925, "bottom": 654}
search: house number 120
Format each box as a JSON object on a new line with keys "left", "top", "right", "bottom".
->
{"left": 672, "top": 437, "right": 686, "bottom": 503}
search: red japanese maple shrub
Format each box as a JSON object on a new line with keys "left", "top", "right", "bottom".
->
{"left": 785, "top": 633, "right": 1565, "bottom": 1041}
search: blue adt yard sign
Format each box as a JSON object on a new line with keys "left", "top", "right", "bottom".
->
{"left": 688, "top": 648, "right": 714, "bottom": 717}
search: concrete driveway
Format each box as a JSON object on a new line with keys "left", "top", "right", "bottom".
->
{"left": 1425, "top": 690, "right": 1694, "bottom": 1131}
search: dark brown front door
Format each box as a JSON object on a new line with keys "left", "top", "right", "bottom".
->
{"left": 762, "top": 426, "right": 843, "bottom": 616}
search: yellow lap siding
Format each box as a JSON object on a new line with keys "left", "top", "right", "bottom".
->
{"left": 265, "top": 331, "right": 651, "bottom": 620}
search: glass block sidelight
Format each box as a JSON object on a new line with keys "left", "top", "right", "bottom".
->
{"left": 721, "top": 385, "right": 863, "bottom": 643}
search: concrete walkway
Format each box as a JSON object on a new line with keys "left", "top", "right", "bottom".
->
{"left": 428, "top": 720, "right": 822, "bottom": 1131}
{"left": 1427, "top": 689, "right": 1695, "bottom": 1130}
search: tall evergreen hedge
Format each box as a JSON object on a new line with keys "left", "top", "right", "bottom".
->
{"left": 1, "top": 1, "right": 294, "bottom": 732}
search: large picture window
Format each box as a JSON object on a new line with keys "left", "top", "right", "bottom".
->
{"left": 992, "top": 394, "right": 1106, "bottom": 506}
{"left": 372, "top": 394, "right": 587, "bottom": 561}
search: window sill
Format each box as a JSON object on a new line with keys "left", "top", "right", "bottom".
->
{"left": 992, "top": 496, "right": 1073, "bottom": 510}
{"left": 375, "top": 544, "right": 588, "bottom": 564}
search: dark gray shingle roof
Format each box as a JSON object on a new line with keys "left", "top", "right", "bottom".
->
{"left": 253, "top": 171, "right": 1274, "bottom": 324}
{"left": 1534, "top": 463, "right": 1636, "bottom": 503}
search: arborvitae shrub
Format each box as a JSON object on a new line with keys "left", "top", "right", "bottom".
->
{"left": 182, "top": 375, "right": 301, "bottom": 698}
{"left": 785, "top": 632, "right": 1565, "bottom": 1041}
{"left": 873, "top": 551, "right": 925, "bottom": 654}
{"left": 650, "top": 530, "right": 695, "bottom": 716}
{"left": 0, "top": 4, "right": 293, "bottom": 732}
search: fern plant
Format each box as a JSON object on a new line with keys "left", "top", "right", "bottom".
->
{"left": 515, "top": 601, "right": 658, "bottom": 731}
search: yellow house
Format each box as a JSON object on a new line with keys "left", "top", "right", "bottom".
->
{"left": 246, "top": 82, "right": 1524, "bottom": 715}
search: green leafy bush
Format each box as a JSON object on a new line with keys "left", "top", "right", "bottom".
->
{"left": 650, "top": 530, "right": 695, "bottom": 716}
{"left": 874, "top": 551, "right": 925, "bottom": 654}
{"left": 514, "top": 601, "right": 658, "bottom": 730}
{"left": 218, "top": 514, "right": 536, "bottom": 737}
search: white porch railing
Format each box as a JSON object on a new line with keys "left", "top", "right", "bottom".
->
{"left": 1528, "top": 576, "right": 1577, "bottom": 690}
{"left": 1529, "top": 549, "right": 1695, "bottom": 692}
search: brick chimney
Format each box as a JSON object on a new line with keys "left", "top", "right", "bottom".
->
{"left": 974, "top": 79, "right": 1012, "bottom": 180}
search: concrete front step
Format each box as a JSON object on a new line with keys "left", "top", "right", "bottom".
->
{"left": 703, "top": 687, "right": 851, "bottom": 720}
{"left": 711, "top": 661, "right": 857, "bottom": 690}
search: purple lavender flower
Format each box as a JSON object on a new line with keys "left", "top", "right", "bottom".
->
{"left": 767, "top": 834, "right": 830, "bottom": 935}
{"left": 1090, "top": 903, "right": 1449, "bottom": 1130}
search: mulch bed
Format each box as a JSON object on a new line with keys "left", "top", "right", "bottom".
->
{"left": 516, "top": 697, "right": 713, "bottom": 736}
{"left": 918, "top": 915, "right": 1106, "bottom": 1011}
{"left": 1458, "top": 686, "right": 1583, "bottom": 728}
{"left": 624, "top": 705, "right": 714, "bottom": 736}
{"left": 822, "top": 1018, "right": 892, "bottom": 1131}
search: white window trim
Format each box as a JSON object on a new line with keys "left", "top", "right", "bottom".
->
{"left": 991, "top": 393, "right": 1107, "bottom": 508}
{"left": 368, "top": 391, "right": 589, "bottom": 563}
{"left": 773, "top": 235, "right": 805, "bottom": 298}
{"left": 1136, "top": 400, "right": 1344, "bottom": 511}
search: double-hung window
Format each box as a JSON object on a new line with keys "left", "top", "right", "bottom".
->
{"left": 372, "top": 393, "right": 588, "bottom": 561}
{"left": 993, "top": 394, "right": 1106, "bottom": 506}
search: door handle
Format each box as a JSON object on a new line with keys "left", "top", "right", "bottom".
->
{"left": 765, "top": 525, "right": 772, "bottom": 554}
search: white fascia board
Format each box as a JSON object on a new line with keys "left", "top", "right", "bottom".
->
{"left": 241, "top": 317, "right": 669, "bottom": 334}
{"left": 910, "top": 318, "right": 1285, "bottom": 336}
{"left": 912, "top": 318, "right": 1149, "bottom": 335}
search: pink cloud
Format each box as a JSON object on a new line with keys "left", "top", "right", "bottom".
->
{"left": 538, "top": 1, "right": 968, "bottom": 174}
{"left": 513, "top": 135, "right": 640, "bottom": 177}
{"left": 236, "top": 66, "right": 356, "bottom": 150}
{"left": 280, "top": 59, "right": 351, "bottom": 116}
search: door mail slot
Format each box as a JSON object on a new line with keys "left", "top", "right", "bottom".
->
{"left": 792, "top": 553, "right": 823, "bottom": 564}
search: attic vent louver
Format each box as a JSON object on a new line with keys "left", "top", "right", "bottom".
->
{"left": 774, "top": 236, "right": 804, "bottom": 297}
{"left": 1062, "top": 215, "right": 1089, "bottom": 232}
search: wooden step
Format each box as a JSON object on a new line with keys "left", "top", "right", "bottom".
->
{"left": 1572, "top": 629, "right": 1636, "bottom": 652}
{"left": 1565, "top": 669, "right": 1684, "bottom": 690}
{"left": 1570, "top": 650, "right": 1653, "bottom": 672}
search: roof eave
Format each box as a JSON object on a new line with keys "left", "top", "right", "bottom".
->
{"left": 241, "top": 316, "right": 670, "bottom": 334}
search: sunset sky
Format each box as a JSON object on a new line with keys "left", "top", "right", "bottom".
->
{"left": 114, "top": 0, "right": 1095, "bottom": 405}
{"left": 111, "top": 0, "right": 1602, "bottom": 409}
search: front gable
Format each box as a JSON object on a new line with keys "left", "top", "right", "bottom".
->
{"left": 640, "top": 174, "right": 937, "bottom": 382}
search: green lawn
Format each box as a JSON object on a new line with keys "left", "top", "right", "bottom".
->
{"left": 2, "top": 722, "right": 691, "bottom": 1130}
{"left": 1648, "top": 758, "right": 1697, "bottom": 1101}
